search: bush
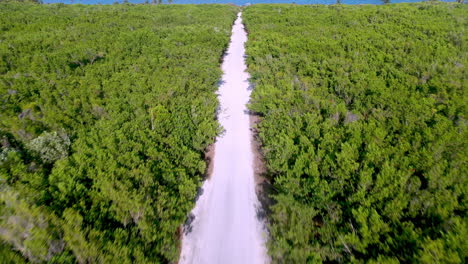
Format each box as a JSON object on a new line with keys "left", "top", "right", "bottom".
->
{"left": 244, "top": 3, "right": 467, "bottom": 263}
{"left": 27, "top": 132, "right": 70, "bottom": 163}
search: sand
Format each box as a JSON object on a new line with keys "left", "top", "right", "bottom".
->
{"left": 179, "top": 12, "right": 268, "bottom": 264}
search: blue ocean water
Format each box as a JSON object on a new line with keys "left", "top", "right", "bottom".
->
{"left": 44, "top": 0, "right": 457, "bottom": 6}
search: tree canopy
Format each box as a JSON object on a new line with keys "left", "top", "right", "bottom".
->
{"left": 244, "top": 3, "right": 467, "bottom": 263}
{"left": 0, "top": 3, "right": 238, "bottom": 263}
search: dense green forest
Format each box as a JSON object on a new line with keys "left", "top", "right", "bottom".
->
{"left": 244, "top": 3, "right": 467, "bottom": 263}
{"left": 0, "top": 3, "right": 237, "bottom": 263}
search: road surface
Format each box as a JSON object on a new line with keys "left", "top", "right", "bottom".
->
{"left": 179, "top": 12, "right": 268, "bottom": 264}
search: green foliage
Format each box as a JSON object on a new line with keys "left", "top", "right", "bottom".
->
{"left": 244, "top": 3, "right": 467, "bottom": 263}
{"left": 27, "top": 132, "right": 70, "bottom": 163}
{"left": 0, "top": 189, "right": 64, "bottom": 263}
{"left": 0, "top": 242, "right": 27, "bottom": 264}
{"left": 0, "top": 3, "right": 238, "bottom": 263}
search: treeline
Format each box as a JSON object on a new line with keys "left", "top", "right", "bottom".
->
{"left": 244, "top": 3, "right": 466, "bottom": 263}
{"left": 0, "top": 3, "right": 237, "bottom": 263}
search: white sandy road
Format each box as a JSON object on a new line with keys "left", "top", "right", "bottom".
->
{"left": 179, "top": 12, "right": 268, "bottom": 264}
